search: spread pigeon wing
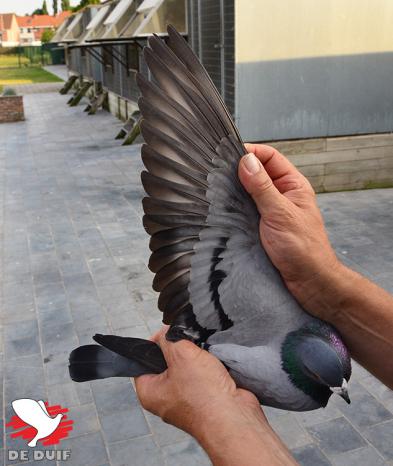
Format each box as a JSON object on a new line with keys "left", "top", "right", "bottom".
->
{"left": 138, "top": 26, "right": 269, "bottom": 340}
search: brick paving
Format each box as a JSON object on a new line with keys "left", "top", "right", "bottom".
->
{"left": 0, "top": 91, "right": 392, "bottom": 466}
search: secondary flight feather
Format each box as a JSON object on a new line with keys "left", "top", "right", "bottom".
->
{"left": 69, "top": 25, "right": 351, "bottom": 411}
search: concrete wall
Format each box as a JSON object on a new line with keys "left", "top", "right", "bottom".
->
{"left": 235, "top": 0, "right": 393, "bottom": 141}
{"left": 269, "top": 133, "right": 393, "bottom": 192}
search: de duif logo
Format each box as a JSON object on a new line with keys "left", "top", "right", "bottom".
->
{"left": 6, "top": 399, "right": 74, "bottom": 447}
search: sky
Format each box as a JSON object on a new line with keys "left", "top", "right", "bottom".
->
{"left": 0, "top": 0, "right": 79, "bottom": 15}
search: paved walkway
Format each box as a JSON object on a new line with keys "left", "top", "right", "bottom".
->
{"left": 9, "top": 65, "right": 66, "bottom": 95}
{"left": 44, "top": 65, "right": 68, "bottom": 81}
{"left": 0, "top": 91, "right": 392, "bottom": 466}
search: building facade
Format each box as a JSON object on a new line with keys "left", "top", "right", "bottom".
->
{"left": 56, "top": 0, "right": 393, "bottom": 192}
{"left": 17, "top": 12, "right": 71, "bottom": 46}
{"left": 0, "top": 13, "right": 20, "bottom": 47}
{"left": 188, "top": 0, "right": 393, "bottom": 143}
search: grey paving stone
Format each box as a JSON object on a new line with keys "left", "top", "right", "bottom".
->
{"left": 335, "top": 382, "right": 392, "bottom": 431}
{"left": 91, "top": 379, "right": 139, "bottom": 415}
{"left": 48, "top": 382, "right": 81, "bottom": 408}
{"left": 295, "top": 403, "right": 341, "bottom": 427}
{"left": 38, "top": 304, "right": 74, "bottom": 329}
{"left": 41, "top": 321, "right": 78, "bottom": 351}
{"left": 268, "top": 413, "right": 313, "bottom": 449}
{"left": 2, "top": 302, "right": 36, "bottom": 324}
{"left": 330, "top": 446, "right": 387, "bottom": 466}
{"left": 66, "top": 403, "right": 100, "bottom": 439}
{"left": 162, "top": 438, "right": 211, "bottom": 466}
{"left": 364, "top": 420, "right": 393, "bottom": 461}
{"left": 4, "top": 334, "right": 40, "bottom": 360}
{"left": 60, "top": 432, "right": 108, "bottom": 466}
{"left": 108, "top": 436, "right": 164, "bottom": 466}
{"left": 2, "top": 90, "right": 393, "bottom": 466}
{"left": 99, "top": 404, "right": 150, "bottom": 443}
{"left": 4, "top": 320, "right": 38, "bottom": 341}
{"left": 359, "top": 375, "right": 393, "bottom": 412}
{"left": 144, "top": 411, "right": 188, "bottom": 447}
{"left": 307, "top": 417, "right": 366, "bottom": 456}
{"left": 115, "top": 325, "right": 151, "bottom": 339}
{"left": 43, "top": 351, "right": 72, "bottom": 386}
{"left": 292, "top": 444, "right": 331, "bottom": 466}
{"left": 350, "top": 360, "right": 371, "bottom": 380}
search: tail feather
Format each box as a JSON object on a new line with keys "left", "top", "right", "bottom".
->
{"left": 93, "top": 334, "right": 167, "bottom": 374}
{"left": 69, "top": 337, "right": 167, "bottom": 383}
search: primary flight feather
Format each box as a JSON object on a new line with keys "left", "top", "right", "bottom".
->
{"left": 69, "top": 25, "right": 351, "bottom": 411}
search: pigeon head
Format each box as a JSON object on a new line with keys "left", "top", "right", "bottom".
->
{"left": 281, "top": 322, "right": 351, "bottom": 406}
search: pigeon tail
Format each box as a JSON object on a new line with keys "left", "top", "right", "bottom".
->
{"left": 69, "top": 335, "right": 167, "bottom": 382}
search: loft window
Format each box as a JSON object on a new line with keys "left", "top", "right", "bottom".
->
{"left": 126, "top": 43, "right": 139, "bottom": 75}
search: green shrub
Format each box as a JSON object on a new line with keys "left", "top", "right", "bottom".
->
{"left": 2, "top": 87, "right": 17, "bottom": 96}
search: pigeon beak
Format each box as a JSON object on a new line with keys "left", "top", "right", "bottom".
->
{"left": 331, "top": 379, "right": 351, "bottom": 404}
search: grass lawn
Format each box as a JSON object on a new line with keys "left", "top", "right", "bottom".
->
{"left": 0, "top": 67, "right": 63, "bottom": 88}
{"left": 0, "top": 54, "right": 30, "bottom": 68}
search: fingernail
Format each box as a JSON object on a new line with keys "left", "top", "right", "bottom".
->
{"left": 243, "top": 153, "right": 261, "bottom": 175}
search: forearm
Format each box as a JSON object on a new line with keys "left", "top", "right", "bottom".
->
{"left": 195, "top": 403, "right": 298, "bottom": 466}
{"left": 302, "top": 263, "right": 393, "bottom": 388}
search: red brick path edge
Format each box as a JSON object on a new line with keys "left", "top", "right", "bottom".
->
{"left": 0, "top": 96, "right": 25, "bottom": 123}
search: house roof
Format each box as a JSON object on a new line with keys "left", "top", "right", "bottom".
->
{"left": 16, "top": 12, "right": 71, "bottom": 29}
{"left": 0, "top": 13, "right": 16, "bottom": 31}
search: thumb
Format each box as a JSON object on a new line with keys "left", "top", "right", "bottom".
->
{"left": 238, "top": 153, "right": 285, "bottom": 215}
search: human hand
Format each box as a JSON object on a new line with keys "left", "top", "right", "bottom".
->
{"left": 238, "top": 144, "right": 343, "bottom": 319}
{"left": 135, "top": 326, "right": 296, "bottom": 466}
{"left": 135, "top": 326, "right": 262, "bottom": 436}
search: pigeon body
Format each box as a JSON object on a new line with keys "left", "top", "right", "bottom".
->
{"left": 69, "top": 26, "right": 351, "bottom": 411}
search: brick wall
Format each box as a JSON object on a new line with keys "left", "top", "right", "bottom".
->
{"left": 0, "top": 96, "right": 24, "bottom": 123}
{"left": 269, "top": 133, "right": 393, "bottom": 193}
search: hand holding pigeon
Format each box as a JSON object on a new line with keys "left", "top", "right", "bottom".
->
{"left": 69, "top": 26, "right": 352, "bottom": 412}
{"left": 238, "top": 144, "right": 340, "bottom": 320}
{"left": 135, "top": 327, "right": 297, "bottom": 466}
{"left": 135, "top": 326, "right": 260, "bottom": 433}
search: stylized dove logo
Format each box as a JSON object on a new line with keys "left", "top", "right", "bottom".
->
{"left": 11, "top": 399, "right": 64, "bottom": 447}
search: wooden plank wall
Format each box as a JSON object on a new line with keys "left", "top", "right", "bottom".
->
{"left": 269, "top": 133, "right": 393, "bottom": 192}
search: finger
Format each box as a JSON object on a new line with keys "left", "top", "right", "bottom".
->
{"left": 158, "top": 328, "right": 203, "bottom": 365}
{"left": 149, "top": 325, "right": 170, "bottom": 343}
{"left": 238, "top": 153, "right": 288, "bottom": 216}
{"left": 244, "top": 143, "right": 301, "bottom": 182}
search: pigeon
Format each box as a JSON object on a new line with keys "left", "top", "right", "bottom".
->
{"left": 69, "top": 25, "right": 351, "bottom": 412}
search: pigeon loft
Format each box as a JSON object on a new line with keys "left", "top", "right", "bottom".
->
{"left": 52, "top": 0, "right": 393, "bottom": 192}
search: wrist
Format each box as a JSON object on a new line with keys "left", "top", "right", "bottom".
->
{"left": 194, "top": 400, "right": 295, "bottom": 466}
{"left": 288, "top": 258, "right": 350, "bottom": 322}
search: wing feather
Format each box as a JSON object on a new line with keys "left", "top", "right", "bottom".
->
{"left": 138, "top": 26, "right": 259, "bottom": 342}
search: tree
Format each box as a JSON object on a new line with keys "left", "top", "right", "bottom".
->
{"left": 53, "top": 0, "right": 58, "bottom": 15}
{"left": 42, "top": 0, "right": 49, "bottom": 15}
{"left": 32, "top": 8, "right": 43, "bottom": 15}
{"left": 73, "top": 0, "right": 100, "bottom": 12}
{"left": 41, "top": 28, "right": 55, "bottom": 43}
{"left": 61, "top": 0, "right": 71, "bottom": 11}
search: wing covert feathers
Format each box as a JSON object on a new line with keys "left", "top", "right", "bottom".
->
{"left": 138, "top": 26, "right": 259, "bottom": 340}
